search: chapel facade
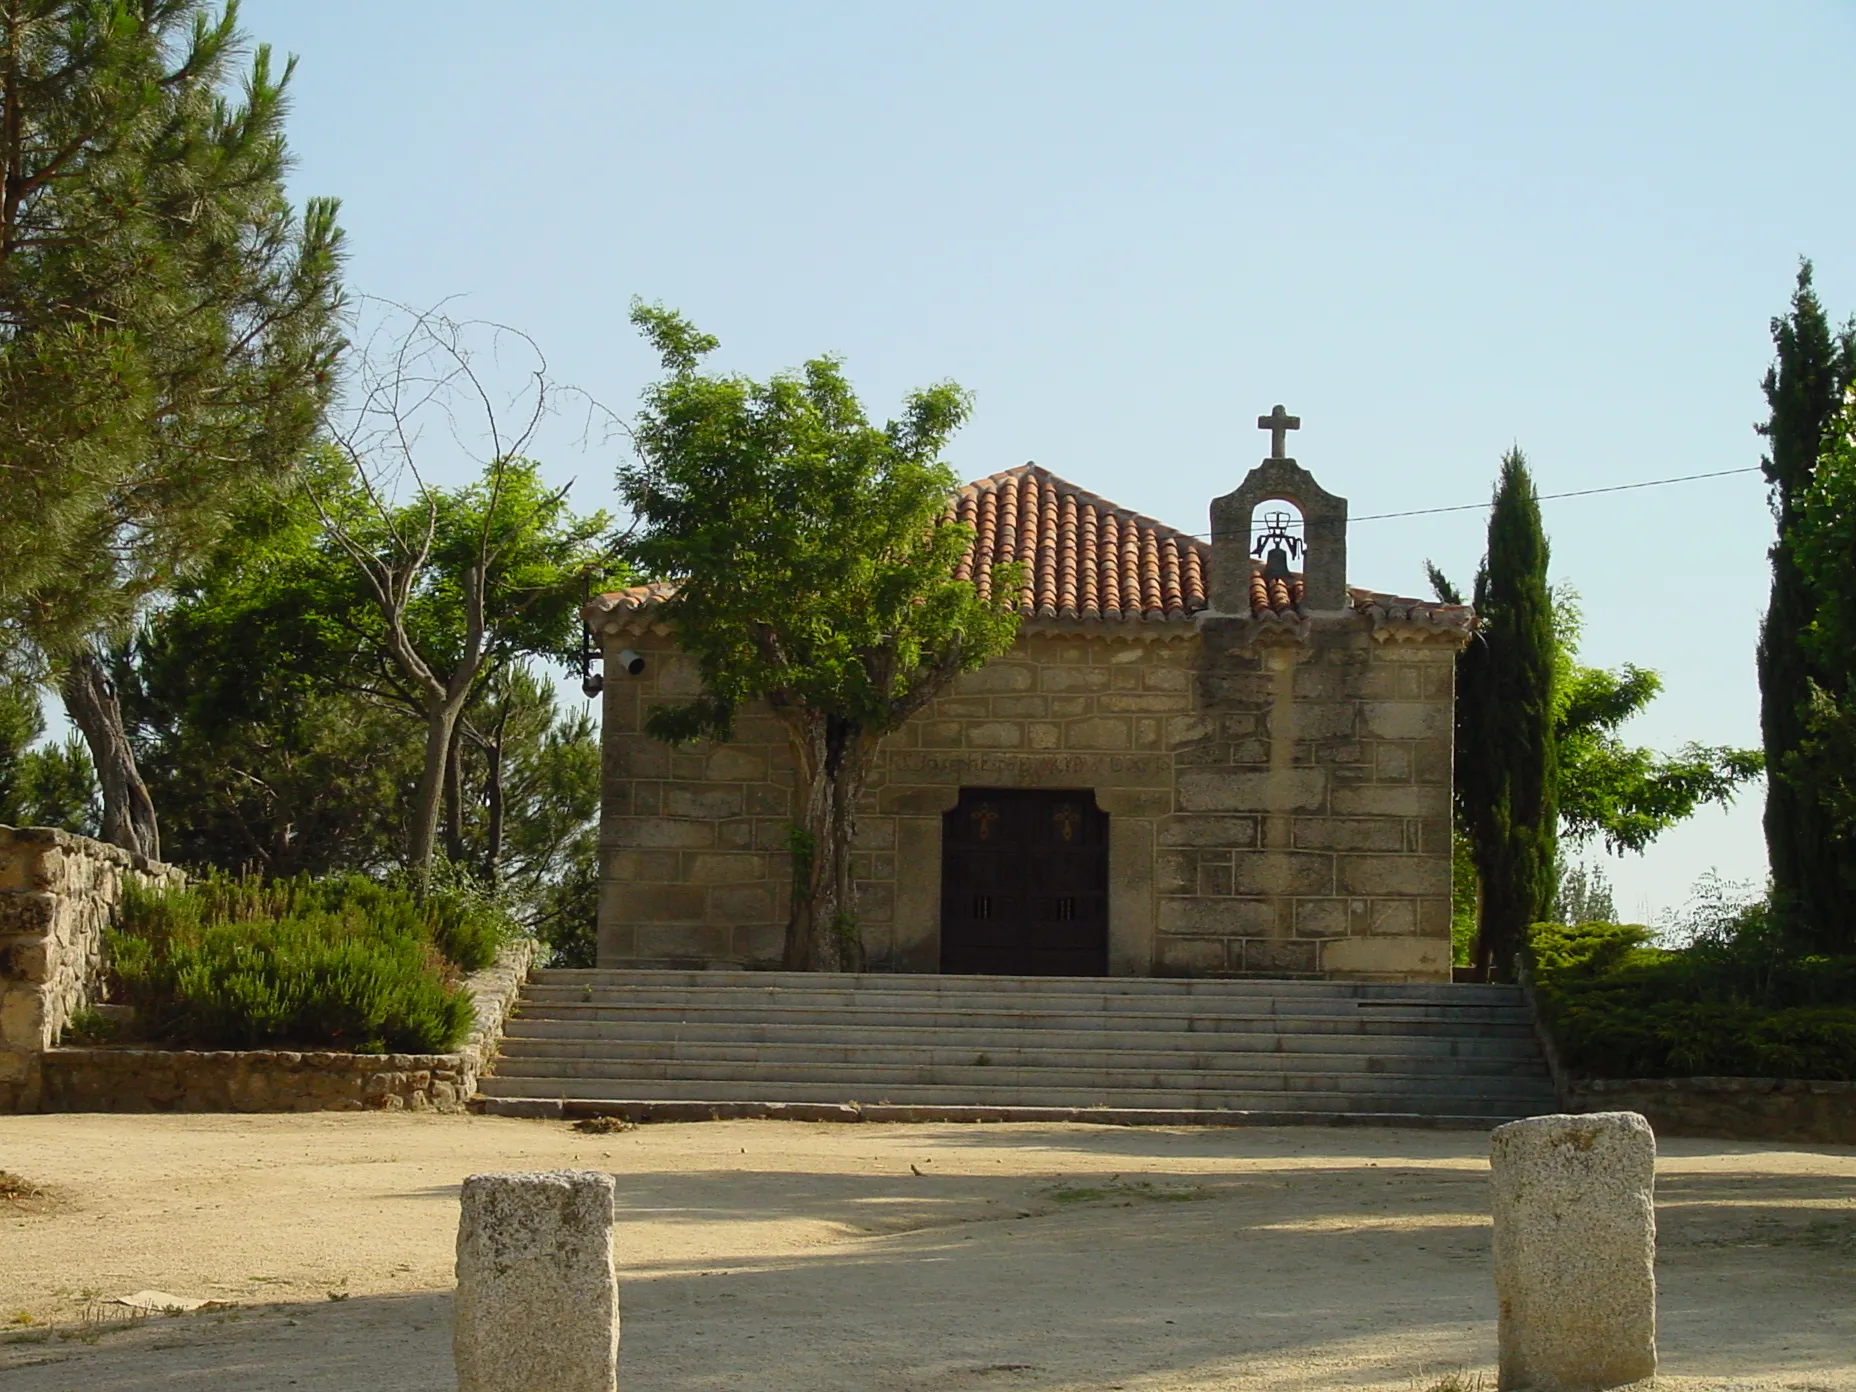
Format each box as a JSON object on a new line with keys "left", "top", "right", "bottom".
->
{"left": 584, "top": 418, "right": 1473, "bottom": 982}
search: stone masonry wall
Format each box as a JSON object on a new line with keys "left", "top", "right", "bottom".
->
{"left": 0, "top": 826, "right": 185, "bottom": 1111}
{"left": 597, "top": 629, "right": 797, "bottom": 968}
{"left": 598, "top": 628, "right": 1184, "bottom": 972}
{"left": 859, "top": 629, "right": 1185, "bottom": 973}
{"left": 601, "top": 608, "right": 1455, "bottom": 979}
{"left": 1164, "top": 615, "right": 1456, "bottom": 980}
{"left": 596, "top": 620, "right": 1454, "bottom": 980}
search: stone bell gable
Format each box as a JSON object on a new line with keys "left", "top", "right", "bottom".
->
{"left": 585, "top": 422, "right": 1472, "bottom": 982}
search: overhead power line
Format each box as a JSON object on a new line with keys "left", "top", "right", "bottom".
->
{"left": 1350, "top": 466, "right": 1761, "bottom": 523}
{"left": 1190, "top": 466, "right": 1761, "bottom": 538}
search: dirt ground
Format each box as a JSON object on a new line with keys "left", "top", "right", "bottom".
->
{"left": 0, "top": 1114, "right": 1851, "bottom": 1391}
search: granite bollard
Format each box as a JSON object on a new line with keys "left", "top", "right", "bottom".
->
{"left": 455, "top": 1170, "right": 618, "bottom": 1392}
{"left": 1490, "top": 1111, "right": 1656, "bottom": 1391}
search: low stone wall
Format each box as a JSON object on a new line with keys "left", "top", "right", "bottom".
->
{"left": 0, "top": 826, "right": 185, "bottom": 1112}
{"left": 1566, "top": 1076, "right": 1856, "bottom": 1146}
{"left": 39, "top": 939, "right": 535, "bottom": 1114}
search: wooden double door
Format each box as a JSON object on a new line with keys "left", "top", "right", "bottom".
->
{"left": 939, "top": 788, "right": 1109, "bottom": 977}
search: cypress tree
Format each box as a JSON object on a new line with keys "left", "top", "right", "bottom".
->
{"left": 1757, "top": 262, "right": 1856, "bottom": 951}
{"left": 1457, "top": 449, "right": 1558, "bottom": 980}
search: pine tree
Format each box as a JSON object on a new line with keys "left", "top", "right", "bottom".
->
{"left": 1457, "top": 449, "right": 1557, "bottom": 979}
{"left": 0, "top": 1, "right": 346, "bottom": 857}
{"left": 1756, "top": 262, "right": 1856, "bottom": 951}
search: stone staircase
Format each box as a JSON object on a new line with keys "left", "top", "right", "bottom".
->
{"left": 476, "top": 970, "right": 1558, "bottom": 1128}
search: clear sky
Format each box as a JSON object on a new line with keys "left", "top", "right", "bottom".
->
{"left": 240, "top": 0, "right": 1856, "bottom": 923}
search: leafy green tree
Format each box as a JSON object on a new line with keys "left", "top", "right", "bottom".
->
{"left": 451, "top": 667, "right": 600, "bottom": 897}
{"left": 1454, "top": 449, "right": 1558, "bottom": 979}
{"left": 1552, "top": 591, "right": 1762, "bottom": 855}
{"left": 311, "top": 455, "right": 611, "bottom": 878}
{"left": 314, "top": 312, "right": 615, "bottom": 879}
{"left": 620, "top": 304, "right": 1023, "bottom": 971}
{"left": 123, "top": 643, "right": 418, "bottom": 877}
{"left": 0, "top": 677, "right": 96, "bottom": 832}
{"left": 0, "top": 0, "right": 346, "bottom": 858}
{"left": 1758, "top": 263, "right": 1856, "bottom": 952}
{"left": 122, "top": 444, "right": 609, "bottom": 884}
{"left": 117, "top": 475, "right": 421, "bottom": 873}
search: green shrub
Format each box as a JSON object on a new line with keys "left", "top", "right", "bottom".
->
{"left": 107, "top": 872, "right": 512, "bottom": 1053}
{"left": 1526, "top": 912, "right": 1856, "bottom": 1081}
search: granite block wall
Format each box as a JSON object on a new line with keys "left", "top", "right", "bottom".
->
{"left": 0, "top": 826, "right": 185, "bottom": 1111}
{"left": 1160, "top": 616, "right": 1456, "bottom": 980}
{"left": 595, "top": 615, "right": 1459, "bottom": 981}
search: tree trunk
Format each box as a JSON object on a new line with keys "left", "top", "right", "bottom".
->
{"left": 61, "top": 649, "right": 159, "bottom": 860}
{"left": 779, "top": 712, "right": 870, "bottom": 972}
{"left": 482, "top": 726, "right": 505, "bottom": 888}
{"left": 442, "top": 720, "right": 466, "bottom": 865}
{"left": 407, "top": 695, "right": 468, "bottom": 880}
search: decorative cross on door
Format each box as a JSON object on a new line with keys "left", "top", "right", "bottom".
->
{"left": 970, "top": 804, "right": 999, "bottom": 841}
{"left": 1053, "top": 805, "right": 1081, "bottom": 842}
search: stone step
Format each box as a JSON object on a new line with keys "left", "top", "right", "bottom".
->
{"left": 499, "top": 1019, "right": 1543, "bottom": 1058}
{"left": 494, "top": 1038, "right": 1546, "bottom": 1075}
{"left": 475, "top": 1075, "right": 1556, "bottom": 1116}
{"left": 527, "top": 968, "right": 1523, "bottom": 1004}
{"left": 520, "top": 982, "right": 1522, "bottom": 1015}
{"left": 484, "top": 1056, "right": 1553, "bottom": 1099}
{"left": 485, "top": 969, "right": 1555, "bottom": 1124}
{"left": 507, "top": 1000, "right": 1535, "bottom": 1032}
{"left": 478, "top": 1096, "right": 1525, "bottom": 1130}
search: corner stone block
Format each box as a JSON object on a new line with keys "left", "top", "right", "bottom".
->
{"left": 1336, "top": 853, "right": 1450, "bottom": 897}
{"left": 455, "top": 1170, "right": 618, "bottom": 1392}
{"left": 1319, "top": 935, "right": 1448, "bottom": 979}
{"left": 1229, "top": 850, "right": 1334, "bottom": 896}
{"left": 1158, "top": 815, "right": 1260, "bottom": 848}
{"left": 1361, "top": 701, "right": 1451, "bottom": 741}
{"left": 956, "top": 661, "right": 1037, "bottom": 694}
{"left": 1329, "top": 784, "right": 1450, "bottom": 819}
{"left": 1490, "top": 1112, "right": 1656, "bottom": 1392}
{"left": 664, "top": 785, "right": 745, "bottom": 820}
{"left": 1156, "top": 897, "right": 1274, "bottom": 936}
{"left": 0, "top": 990, "right": 49, "bottom": 1050}
{"left": 0, "top": 891, "right": 58, "bottom": 936}
{"left": 1064, "top": 717, "right": 1131, "bottom": 750}
{"left": 621, "top": 883, "right": 707, "bottom": 922}
{"left": 1154, "top": 936, "right": 1227, "bottom": 975}
{"left": 607, "top": 818, "right": 715, "bottom": 850}
{"left": 969, "top": 721, "right": 1024, "bottom": 748}
{"left": 703, "top": 747, "right": 768, "bottom": 782}
{"left": 1177, "top": 769, "right": 1326, "bottom": 813}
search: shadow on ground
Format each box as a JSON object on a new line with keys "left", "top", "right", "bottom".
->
{"left": 8, "top": 1146, "right": 1855, "bottom": 1392}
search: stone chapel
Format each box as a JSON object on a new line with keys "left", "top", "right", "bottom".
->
{"left": 584, "top": 410, "right": 1474, "bottom": 983}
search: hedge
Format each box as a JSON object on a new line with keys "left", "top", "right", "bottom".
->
{"left": 1527, "top": 918, "right": 1856, "bottom": 1081}
{"left": 101, "top": 873, "right": 516, "bottom": 1054}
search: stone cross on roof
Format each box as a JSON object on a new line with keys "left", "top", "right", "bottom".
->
{"left": 1257, "top": 404, "right": 1300, "bottom": 460}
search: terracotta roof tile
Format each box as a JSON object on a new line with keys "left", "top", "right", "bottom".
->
{"left": 586, "top": 464, "right": 1475, "bottom": 640}
{"left": 583, "top": 581, "right": 677, "bottom": 632}
{"left": 955, "top": 465, "right": 1207, "bottom": 622}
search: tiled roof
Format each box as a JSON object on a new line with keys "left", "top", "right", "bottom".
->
{"left": 1348, "top": 588, "right": 1477, "bottom": 640}
{"left": 585, "top": 464, "right": 1473, "bottom": 640}
{"left": 952, "top": 466, "right": 1206, "bottom": 622}
{"left": 583, "top": 581, "right": 677, "bottom": 631}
